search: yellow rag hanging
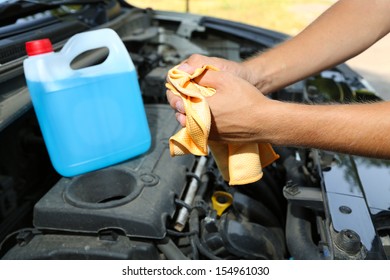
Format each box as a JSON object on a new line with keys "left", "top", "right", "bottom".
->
{"left": 166, "top": 65, "right": 279, "bottom": 185}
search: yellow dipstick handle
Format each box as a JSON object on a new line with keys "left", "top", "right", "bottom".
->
{"left": 211, "top": 191, "right": 233, "bottom": 217}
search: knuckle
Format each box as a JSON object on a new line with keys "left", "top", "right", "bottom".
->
{"left": 187, "top": 54, "right": 204, "bottom": 66}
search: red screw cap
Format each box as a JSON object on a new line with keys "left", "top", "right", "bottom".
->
{"left": 25, "top": 39, "right": 53, "bottom": 56}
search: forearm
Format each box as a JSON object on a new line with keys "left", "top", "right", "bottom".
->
{"left": 243, "top": 0, "right": 390, "bottom": 94}
{"left": 258, "top": 100, "right": 390, "bottom": 158}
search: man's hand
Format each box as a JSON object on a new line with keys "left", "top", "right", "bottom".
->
{"left": 166, "top": 54, "right": 251, "bottom": 129}
{"left": 167, "top": 63, "right": 273, "bottom": 142}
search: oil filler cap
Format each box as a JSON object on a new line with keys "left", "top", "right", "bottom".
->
{"left": 211, "top": 191, "right": 233, "bottom": 217}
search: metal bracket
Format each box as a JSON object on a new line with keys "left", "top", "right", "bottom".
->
{"left": 177, "top": 19, "right": 206, "bottom": 38}
{"left": 283, "top": 182, "right": 324, "bottom": 211}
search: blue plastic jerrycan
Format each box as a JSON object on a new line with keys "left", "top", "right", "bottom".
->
{"left": 23, "top": 28, "right": 151, "bottom": 177}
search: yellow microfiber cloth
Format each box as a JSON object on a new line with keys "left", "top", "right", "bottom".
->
{"left": 166, "top": 65, "right": 279, "bottom": 185}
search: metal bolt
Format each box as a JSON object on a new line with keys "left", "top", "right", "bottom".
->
{"left": 335, "top": 229, "right": 361, "bottom": 255}
{"left": 339, "top": 205, "right": 352, "bottom": 214}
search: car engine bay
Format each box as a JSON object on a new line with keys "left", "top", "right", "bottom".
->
{"left": 0, "top": 0, "right": 389, "bottom": 260}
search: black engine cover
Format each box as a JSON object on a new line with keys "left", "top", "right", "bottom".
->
{"left": 32, "top": 104, "right": 196, "bottom": 239}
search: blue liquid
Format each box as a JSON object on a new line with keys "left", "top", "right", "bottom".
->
{"left": 27, "top": 71, "right": 151, "bottom": 177}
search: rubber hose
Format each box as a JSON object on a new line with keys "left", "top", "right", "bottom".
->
{"left": 189, "top": 209, "right": 221, "bottom": 260}
{"left": 157, "top": 238, "right": 189, "bottom": 260}
{"left": 285, "top": 203, "right": 324, "bottom": 260}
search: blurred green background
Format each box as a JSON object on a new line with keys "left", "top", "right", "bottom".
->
{"left": 126, "top": 0, "right": 336, "bottom": 35}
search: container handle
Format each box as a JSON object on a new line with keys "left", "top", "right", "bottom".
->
{"left": 60, "top": 28, "right": 133, "bottom": 72}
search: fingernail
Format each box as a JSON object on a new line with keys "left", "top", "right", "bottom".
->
{"left": 175, "top": 101, "right": 185, "bottom": 113}
{"left": 178, "top": 63, "right": 192, "bottom": 72}
{"left": 175, "top": 113, "right": 186, "bottom": 126}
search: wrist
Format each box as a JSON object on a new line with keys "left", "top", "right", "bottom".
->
{"left": 250, "top": 98, "right": 288, "bottom": 143}
{"left": 241, "top": 52, "right": 282, "bottom": 94}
